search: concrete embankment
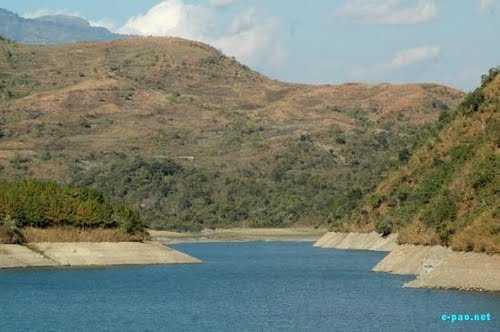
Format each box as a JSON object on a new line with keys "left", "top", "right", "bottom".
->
{"left": 0, "top": 242, "right": 201, "bottom": 269}
{"left": 314, "top": 232, "right": 500, "bottom": 292}
{"left": 0, "top": 244, "right": 58, "bottom": 268}
{"left": 313, "top": 232, "right": 398, "bottom": 251}
{"left": 375, "top": 245, "right": 500, "bottom": 292}
{"left": 372, "top": 245, "right": 451, "bottom": 275}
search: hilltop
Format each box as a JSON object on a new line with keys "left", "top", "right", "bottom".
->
{"left": 341, "top": 68, "right": 499, "bottom": 253}
{"left": 0, "top": 37, "right": 464, "bottom": 230}
{"left": 0, "top": 8, "right": 120, "bottom": 44}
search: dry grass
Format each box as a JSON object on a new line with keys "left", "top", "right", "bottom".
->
{"left": 451, "top": 214, "right": 500, "bottom": 254}
{"left": 336, "top": 220, "right": 375, "bottom": 233}
{"left": 397, "top": 221, "right": 441, "bottom": 246}
{"left": 22, "top": 227, "right": 145, "bottom": 243}
{"left": 0, "top": 226, "right": 12, "bottom": 244}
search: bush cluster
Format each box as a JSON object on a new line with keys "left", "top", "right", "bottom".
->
{"left": 0, "top": 180, "right": 144, "bottom": 234}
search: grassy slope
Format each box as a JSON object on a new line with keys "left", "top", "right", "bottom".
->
{"left": 0, "top": 37, "right": 464, "bottom": 230}
{"left": 342, "top": 70, "right": 499, "bottom": 253}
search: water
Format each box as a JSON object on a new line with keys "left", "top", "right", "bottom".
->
{"left": 0, "top": 242, "right": 498, "bottom": 332}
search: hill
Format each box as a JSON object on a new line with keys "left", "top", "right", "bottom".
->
{"left": 340, "top": 68, "right": 499, "bottom": 253}
{"left": 0, "top": 8, "right": 120, "bottom": 44}
{"left": 0, "top": 37, "right": 464, "bottom": 230}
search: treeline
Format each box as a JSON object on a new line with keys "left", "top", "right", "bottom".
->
{"left": 0, "top": 180, "right": 144, "bottom": 242}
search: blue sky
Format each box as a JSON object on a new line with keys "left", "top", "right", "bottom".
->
{"left": 4, "top": 0, "right": 500, "bottom": 91}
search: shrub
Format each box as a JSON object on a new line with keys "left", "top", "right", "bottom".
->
{"left": 375, "top": 217, "right": 393, "bottom": 236}
{"left": 471, "top": 155, "right": 498, "bottom": 190}
{"left": 113, "top": 206, "right": 144, "bottom": 235}
{"left": 461, "top": 88, "right": 484, "bottom": 114}
{"left": 0, "top": 215, "right": 25, "bottom": 244}
{"left": 480, "top": 66, "right": 500, "bottom": 86}
{"left": 398, "top": 148, "right": 411, "bottom": 163}
{"left": 422, "top": 192, "right": 457, "bottom": 227}
{"left": 449, "top": 144, "right": 472, "bottom": 164}
{"left": 368, "top": 193, "right": 384, "bottom": 209}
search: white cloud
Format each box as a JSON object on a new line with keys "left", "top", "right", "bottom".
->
{"left": 213, "top": 10, "right": 286, "bottom": 67}
{"left": 210, "top": 0, "right": 237, "bottom": 8}
{"left": 480, "top": 0, "right": 496, "bottom": 12}
{"left": 23, "top": 9, "right": 81, "bottom": 19}
{"left": 388, "top": 46, "right": 441, "bottom": 68}
{"left": 119, "top": 0, "right": 212, "bottom": 40}
{"left": 119, "top": 0, "right": 286, "bottom": 69}
{"left": 336, "top": 0, "right": 437, "bottom": 25}
{"left": 88, "top": 19, "right": 116, "bottom": 31}
{"left": 348, "top": 45, "right": 441, "bottom": 82}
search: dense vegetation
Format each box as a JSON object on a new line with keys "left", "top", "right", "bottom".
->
{"left": 0, "top": 37, "right": 462, "bottom": 231}
{"left": 341, "top": 68, "right": 500, "bottom": 253}
{"left": 70, "top": 118, "right": 434, "bottom": 231}
{"left": 0, "top": 180, "right": 144, "bottom": 243}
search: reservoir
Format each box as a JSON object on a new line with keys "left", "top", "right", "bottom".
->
{"left": 1, "top": 242, "right": 498, "bottom": 331}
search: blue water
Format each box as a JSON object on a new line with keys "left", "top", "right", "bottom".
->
{"left": 0, "top": 242, "right": 498, "bottom": 332}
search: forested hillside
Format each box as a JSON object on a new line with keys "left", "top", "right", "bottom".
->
{"left": 341, "top": 68, "right": 499, "bottom": 253}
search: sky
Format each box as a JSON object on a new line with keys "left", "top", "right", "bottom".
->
{"left": 3, "top": 0, "right": 500, "bottom": 91}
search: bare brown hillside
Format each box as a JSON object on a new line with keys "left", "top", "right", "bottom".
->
{"left": 0, "top": 37, "right": 464, "bottom": 230}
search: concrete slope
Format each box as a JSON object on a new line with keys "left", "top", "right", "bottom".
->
{"left": 29, "top": 242, "right": 201, "bottom": 267}
{"left": 373, "top": 245, "right": 500, "bottom": 291}
{"left": 0, "top": 244, "right": 58, "bottom": 268}
{"left": 373, "top": 245, "right": 452, "bottom": 275}
{"left": 404, "top": 249, "right": 500, "bottom": 292}
{"left": 0, "top": 242, "right": 201, "bottom": 268}
{"left": 314, "top": 232, "right": 398, "bottom": 252}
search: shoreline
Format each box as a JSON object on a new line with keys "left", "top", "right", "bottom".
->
{"left": 0, "top": 241, "right": 201, "bottom": 269}
{"left": 4, "top": 231, "right": 498, "bottom": 293}
{"left": 0, "top": 228, "right": 324, "bottom": 269}
{"left": 315, "top": 232, "right": 500, "bottom": 292}
{"left": 149, "top": 227, "right": 327, "bottom": 244}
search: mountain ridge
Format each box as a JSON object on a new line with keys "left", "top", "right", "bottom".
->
{"left": 0, "top": 8, "right": 120, "bottom": 44}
